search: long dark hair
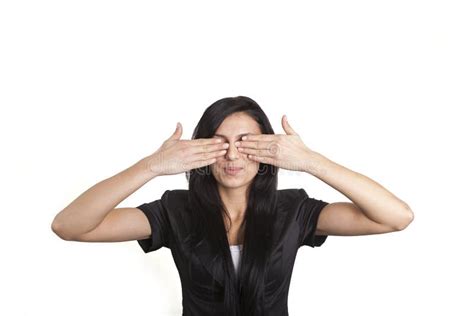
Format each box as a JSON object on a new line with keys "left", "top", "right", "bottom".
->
{"left": 184, "top": 96, "right": 279, "bottom": 315}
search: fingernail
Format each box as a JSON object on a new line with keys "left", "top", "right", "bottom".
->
{"left": 242, "top": 136, "right": 247, "bottom": 140}
{"left": 235, "top": 141, "right": 241, "bottom": 146}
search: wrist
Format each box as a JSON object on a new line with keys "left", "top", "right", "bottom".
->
{"left": 304, "top": 150, "right": 329, "bottom": 177}
{"left": 138, "top": 156, "right": 163, "bottom": 180}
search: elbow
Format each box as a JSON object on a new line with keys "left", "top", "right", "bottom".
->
{"left": 394, "top": 204, "right": 414, "bottom": 231}
{"left": 51, "top": 220, "right": 75, "bottom": 241}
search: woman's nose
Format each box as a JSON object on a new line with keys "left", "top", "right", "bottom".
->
{"left": 225, "top": 141, "right": 240, "bottom": 160}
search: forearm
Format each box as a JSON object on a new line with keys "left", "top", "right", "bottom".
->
{"left": 51, "top": 156, "right": 158, "bottom": 238}
{"left": 304, "top": 150, "right": 413, "bottom": 229}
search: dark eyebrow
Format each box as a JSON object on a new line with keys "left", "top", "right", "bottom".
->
{"left": 214, "top": 132, "right": 251, "bottom": 139}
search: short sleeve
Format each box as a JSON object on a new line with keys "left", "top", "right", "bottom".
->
{"left": 136, "top": 190, "right": 171, "bottom": 253}
{"left": 296, "top": 188, "right": 330, "bottom": 248}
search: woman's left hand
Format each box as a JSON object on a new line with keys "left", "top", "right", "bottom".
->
{"left": 234, "top": 115, "right": 314, "bottom": 172}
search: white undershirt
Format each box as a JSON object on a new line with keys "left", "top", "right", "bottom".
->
{"left": 230, "top": 244, "right": 243, "bottom": 275}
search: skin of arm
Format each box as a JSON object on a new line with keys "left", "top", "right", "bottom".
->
{"left": 304, "top": 150, "right": 414, "bottom": 233}
{"left": 51, "top": 122, "right": 227, "bottom": 241}
{"left": 51, "top": 157, "right": 158, "bottom": 240}
{"left": 235, "top": 114, "right": 414, "bottom": 235}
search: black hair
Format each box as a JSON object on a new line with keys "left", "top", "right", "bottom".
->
{"left": 185, "top": 96, "right": 279, "bottom": 315}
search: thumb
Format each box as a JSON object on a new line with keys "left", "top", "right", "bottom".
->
{"left": 169, "top": 122, "right": 183, "bottom": 140}
{"left": 282, "top": 115, "right": 298, "bottom": 135}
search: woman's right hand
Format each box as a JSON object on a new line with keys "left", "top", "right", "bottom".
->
{"left": 145, "top": 122, "right": 229, "bottom": 176}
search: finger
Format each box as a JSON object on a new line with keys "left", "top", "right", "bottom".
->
{"left": 169, "top": 122, "right": 183, "bottom": 140}
{"left": 235, "top": 140, "right": 273, "bottom": 150}
{"left": 192, "top": 149, "right": 227, "bottom": 161}
{"left": 248, "top": 154, "right": 276, "bottom": 164}
{"left": 237, "top": 147, "right": 275, "bottom": 157}
{"left": 187, "top": 157, "right": 218, "bottom": 170}
{"left": 282, "top": 115, "right": 298, "bottom": 136}
{"left": 189, "top": 142, "right": 229, "bottom": 155}
{"left": 190, "top": 137, "right": 223, "bottom": 146}
{"left": 242, "top": 134, "right": 279, "bottom": 141}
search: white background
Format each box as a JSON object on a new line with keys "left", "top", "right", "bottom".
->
{"left": 1, "top": 1, "right": 473, "bottom": 315}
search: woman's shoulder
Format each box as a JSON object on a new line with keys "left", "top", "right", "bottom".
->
{"left": 164, "top": 188, "right": 189, "bottom": 199}
{"left": 274, "top": 188, "right": 309, "bottom": 214}
{"left": 161, "top": 189, "right": 191, "bottom": 210}
{"left": 276, "top": 188, "right": 307, "bottom": 202}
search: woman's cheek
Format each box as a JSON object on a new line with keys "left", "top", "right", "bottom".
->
{"left": 248, "top": 161, "right": 260, "bottom": 175}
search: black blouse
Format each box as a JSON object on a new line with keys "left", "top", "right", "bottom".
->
{"left": 136, "top": 188, "right": 329, "bottom": 316}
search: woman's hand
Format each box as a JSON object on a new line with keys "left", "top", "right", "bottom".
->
{"left": 146, "top": 122, "right": 229, "bottom": 176}
{"left": 234, "top": 115, "right": 314, "bottom": 172}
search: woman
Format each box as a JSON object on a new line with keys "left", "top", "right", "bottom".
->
{"left": 51, "top": 96, "right": 414, "bottom": 316}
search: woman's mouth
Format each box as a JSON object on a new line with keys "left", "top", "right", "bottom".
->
{"left": 224, "top": 167, "right": 244, "bottom": 175}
